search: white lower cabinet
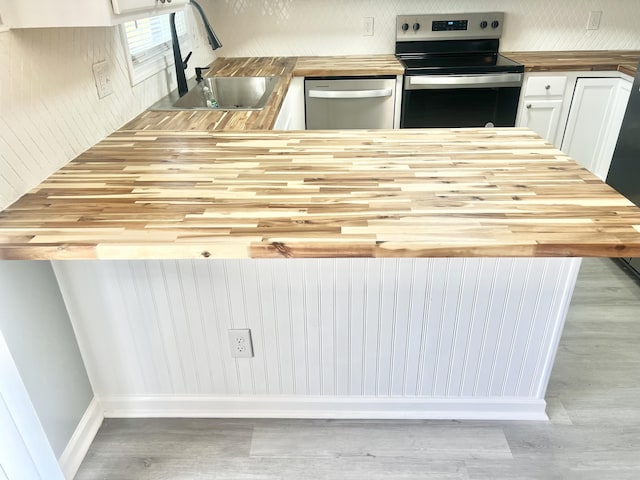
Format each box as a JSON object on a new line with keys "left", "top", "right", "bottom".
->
{"left": 516, "top": 74, "right": 571, "bottom": 148}
{"left": 273, "top": 77, "right": 305, "bottom": 130}
{"left": 561, "top": 77, "right": 632, "bottom": 180}
{"left": 519, "top": 99, "right": 564, "bottom": 146}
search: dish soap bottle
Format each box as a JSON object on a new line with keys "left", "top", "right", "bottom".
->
{"left": 202, "top": 85, "right": 218, "bottom": 108}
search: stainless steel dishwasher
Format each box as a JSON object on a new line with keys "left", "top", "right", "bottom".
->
{"left": 305, "top": 77, "right": 397, "bottom": 129}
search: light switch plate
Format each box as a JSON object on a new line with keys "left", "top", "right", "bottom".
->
{"left": 92, "top": 61, "right": 113, "bottom": 99}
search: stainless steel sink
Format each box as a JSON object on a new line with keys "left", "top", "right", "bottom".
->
{"left": 149, "top": 76, "right": 280, "bottom": 111}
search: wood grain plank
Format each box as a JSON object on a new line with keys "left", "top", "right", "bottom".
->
{"left": 502, "top": 50, "right": 640, "bottom": 74}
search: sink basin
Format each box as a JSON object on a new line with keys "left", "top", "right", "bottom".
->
{"left": 149, "top": 76, "right": 280, "bottom": 111}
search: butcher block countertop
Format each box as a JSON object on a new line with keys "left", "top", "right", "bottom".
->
{"left": 125, "top": 57, "right": 297, "bottom": 132}
{"left": 2, "top": 128, "right": 640, "bottom": 260}
{"left": 293, "top": 55, "right": 404, "bottom": 77}
{"left": 125, "top": 53, "right": 639, "bottom": 132}
{"left": 503, "top": 50, "right": 640, "bottom": 76}
{"left": 125, "top": 55, "right": 404, "bottom": 132}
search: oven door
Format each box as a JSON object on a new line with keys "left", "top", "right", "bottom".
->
{"left": 401, "top": 73, "right": 522, "bottom": 128}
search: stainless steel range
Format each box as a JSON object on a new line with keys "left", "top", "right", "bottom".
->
{"left": 395, "top": 12, "right": 524, "bottom": 128}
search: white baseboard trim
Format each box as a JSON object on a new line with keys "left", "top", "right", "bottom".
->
{"left": 100, "top": 395, "right": 548, "bottom": 421}
{"left": 58, "top": 397, "right": 104, "bottom": 480}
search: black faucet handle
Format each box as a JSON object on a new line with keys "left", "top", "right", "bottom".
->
{"left": 182, "top": 51, "right": 193, "bottom": 69}
{"left": 195, "top": 66, "right": 210, "bottom": 82}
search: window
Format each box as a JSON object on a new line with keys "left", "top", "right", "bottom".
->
{"left": 0, "top": 12, "right": 9, "bottom": 32}
{"left": 121, "top": 12, "right": 189, "bottom": 86}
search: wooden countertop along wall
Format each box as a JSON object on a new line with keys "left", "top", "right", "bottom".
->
{"left": 124, "top": 52, "right": 639, "bottom": 132}
{"left": 503, "top": 50, "right": 640, "bottom": 76}
{"left": 124, "top": 55, "right": 405, "bottom": 132}
{"left": 294, "top": 55, "right": 405, "bottom": 77}
{"left": 2, "top": 128, "right": 640, "bottom": 260}
{"left": 124, "top": 57, "right": 298, "bottom": 132}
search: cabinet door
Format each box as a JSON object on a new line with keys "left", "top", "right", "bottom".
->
{"left": 274, "top": 77, "right": 305, "bottom": 130}
{"left": 562, "top": 78, "right": 630, "bottom": 180}
{"left": 113, "top": 0, "right": 188, "bottom": 15}
{"left": 517, "top": 99, "right": 563, "bottom": 146}
{"left": 597, "top": 78, "right": 632, "bottom": 179}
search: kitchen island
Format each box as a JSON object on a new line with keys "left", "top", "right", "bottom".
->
{"left": 2, "top": 127, "right": 640, "bottom": 420}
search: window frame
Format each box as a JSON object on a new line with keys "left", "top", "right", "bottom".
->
{"left": 0, "top": 12, "right": 9, "bottom": 32}
{"left": 120, "top": 11, "right": 190, "bottom": 86}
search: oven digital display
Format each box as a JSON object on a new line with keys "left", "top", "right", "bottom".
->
{"left": 432, "top": 20, "right": 468, "bottom": 31}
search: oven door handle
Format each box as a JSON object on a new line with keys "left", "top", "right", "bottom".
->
{"left": 308, "top": 89, "right": 393, "bottom": 99}
{"left": 406, "top": 73, "right": 523, "bottom": 89}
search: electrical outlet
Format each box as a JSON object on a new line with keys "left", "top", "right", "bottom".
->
{"left": 228, "top": 329, "right": 254, "bottom": 358}
{"left": 363, "top": 17, "right": 374, "bottom": 36}
{"left": 587, "top": 11, "right": 602, "bottom": 30}
{"left": 92, "top": 61, "right": 113, "bottom": 99}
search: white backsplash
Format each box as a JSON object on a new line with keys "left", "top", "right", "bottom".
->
{"left": 1, "top": 0, "right": 639, "bottom": 210}
{"left": 0, "top": 13, "right": 216, "bottom": 211}
{"left": 212, "top": 0, "right": 640, "bottom": 56}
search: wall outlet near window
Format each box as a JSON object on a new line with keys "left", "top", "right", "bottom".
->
{"left": 363, "top": 17, "right": 374, "bottom": 36}
{"left": 228, "top": 329, "right": 254, "bottom": 358}
{"left": 92, "top": 61, "right": 113, "bottom": 99}
{"left": 587, "top": 11, "right": 602, "bottom": 30}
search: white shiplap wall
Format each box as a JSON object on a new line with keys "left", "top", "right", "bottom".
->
{"left": 53, "top": 257, "right": 581, "bottom": 420}
{"left": 212, "top": 0, "right": 640, "bottom": 57}
{"left": 0, "top": 12, "right": 216, "bottom": 211}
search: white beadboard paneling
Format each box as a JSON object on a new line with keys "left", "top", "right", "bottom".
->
{"left": 52, "top": 257, "right": 581, "bottom": 419}
{"left": 211, "top": 0, "right": 640, "bottom": 57}
{"left": 0, "top": 11, "right": 216, "bottom": 211}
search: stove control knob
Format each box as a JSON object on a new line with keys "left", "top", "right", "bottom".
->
{"left": 491, "top": 20, "right": 500, "bottom": 29}
{"left": 413, "top": 23, "right": 421, "bottom": 31}
{"left": 401, "top": 23, "right": 409, "bottom": 32}
{"left": 480, "top": 20, "right": 488, "bottom": 29}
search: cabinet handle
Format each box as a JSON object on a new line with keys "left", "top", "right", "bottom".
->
{"left": 545, "top": 85, "right": 551, "bottom": 90}
{"left": 526, "top": 104, "right": 532, "bottom": 109}
{"left": 308, "top": 89, "right": 393, "bottom": 99}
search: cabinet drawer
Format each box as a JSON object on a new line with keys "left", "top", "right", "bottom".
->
{"left": 524, "top": 76, "right": 567, "bottom": 96}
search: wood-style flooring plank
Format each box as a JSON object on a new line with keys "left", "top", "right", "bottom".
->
{"left": 249, "top": 422, "right": 511, "bottom": 460}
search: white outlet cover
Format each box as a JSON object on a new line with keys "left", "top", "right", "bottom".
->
{"left": 228, "top": 329, "right": 254, "bottom": 358}
{"left": 92, "top": 61, "right": 113, "bottom": 99}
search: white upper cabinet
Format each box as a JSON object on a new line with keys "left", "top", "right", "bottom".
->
{"left": 0, "top": 0, "right": 187, "bottom": 28}
{"left": 112, "top": 0, "right": 188, "bottom": 15}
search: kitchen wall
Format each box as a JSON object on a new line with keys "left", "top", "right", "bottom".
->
{"left": 0, "top": 11, "right": 216, "bottom": 211}
{"left": 0, "top": 1, "right": 638, "bottom": 211}
{"left": 0, "top": 261, "right": 93, "bottom": 458}
{"left": 212, "top": 0, "right": 640, "bottom": 56}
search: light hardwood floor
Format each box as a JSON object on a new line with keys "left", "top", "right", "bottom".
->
{"left": 75, "top": 258, "right": 640, "bottom": 480}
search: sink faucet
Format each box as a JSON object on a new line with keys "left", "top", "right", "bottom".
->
{"left": 170, "top": 0, "right": 223, "bottom": 97}
{"left": 195, "top": 66, "right": 210, "bottom": 82}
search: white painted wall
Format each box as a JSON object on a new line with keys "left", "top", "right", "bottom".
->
{"left": 0, "top": 261, "right": 93, "bottom": 458}
{"left": 0, "top": 329, "right": 64, "bottom": 479}
{"left": 211, "top": 0, "right": 640, "bottom": 56}
{"left": 0, "top": 10, "right": 217, "bottom": 211}
{"left": 53, "top": 257, "right": 581, "bottom": 420}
